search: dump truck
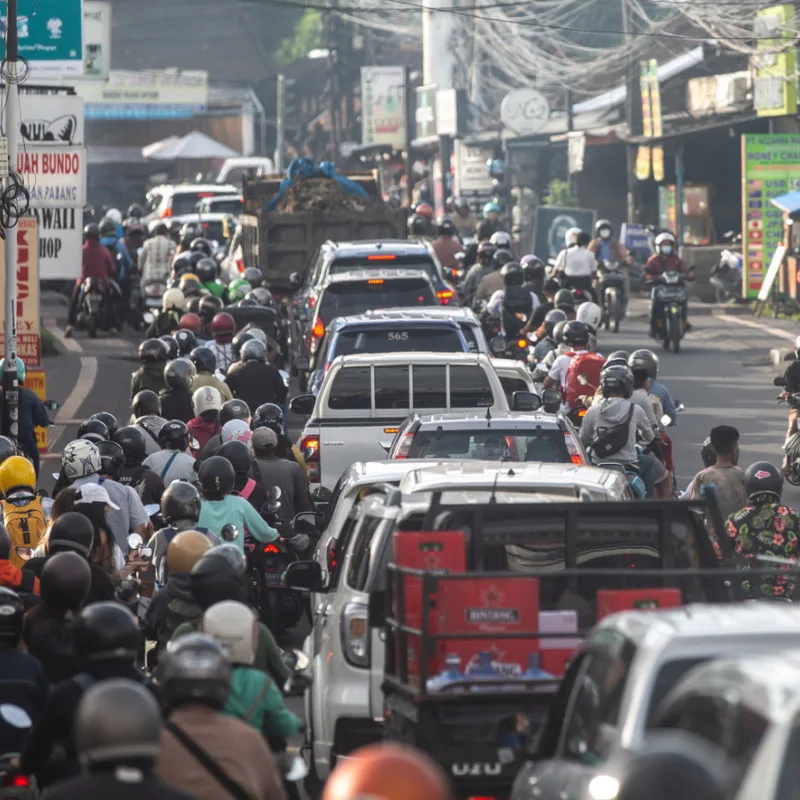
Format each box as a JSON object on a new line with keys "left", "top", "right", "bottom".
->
{"left": 240, "top": 171, "right": 407, "bottom": 291}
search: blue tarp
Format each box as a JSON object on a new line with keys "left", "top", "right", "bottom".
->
{"left": 771, "top": 191, "right": 800, "bottom": 215}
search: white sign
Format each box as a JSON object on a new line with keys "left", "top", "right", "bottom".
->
{"left": 360, "top": 66, "right": 406, "bottom": 149}
{"left": 83, "top": 1, "right": 111, "bottom": 79}
{"left": 30, "top": 207, "right": 82, "bottom": 280}
{"left": 500, "top": 88, "right": 550, "bottom": 136}
{"left": 16, "top": 147, "right": 87, "bottom": 208}
{"left": 454, "top": 141, "right": 494, "bottom": 194}
{"left": 18, "top": 93, "right": 84, "bottom": 146}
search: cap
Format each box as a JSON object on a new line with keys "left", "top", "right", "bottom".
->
{"left": 252, "top": 427, "right": 278, "bottom": 450}
{"left": 74, "top": 482, "right": 120, "bottom": 510}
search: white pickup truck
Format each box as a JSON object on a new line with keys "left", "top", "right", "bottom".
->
{"left": 290, "top": 351, "right": 537, "bottom": 489}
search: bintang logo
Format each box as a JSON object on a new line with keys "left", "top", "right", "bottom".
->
{"left": 20, "top": 116, "right": 78, "bottom": 145}
{"left": 465, "top": 585, "right": 520, "bottom": 624}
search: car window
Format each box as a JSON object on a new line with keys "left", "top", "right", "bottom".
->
{"left": 459, "top": 324, "right": 480, "bottom": 352}
{"left": 500, "top": 376, "right": 530, "bottom": 399}
{"left": 346, "top": 514, "right": 384, "bottom": 591}
{"left": 198, "top": 220, "right": 224, "bottom": 243}
{"left": 328, "top": 366, "right": 371, "bottom": 410}
{"left": 332, "top": 327, "right": 465, "bottom": 358}
{"left": 449, "top": 365, "right": 494, "bottom": 408}
{"left": 407, "top": 428, "right": 569, "bottom": 461}
{"left": 328, "top": 254, "right": 439, "bottom": 280}
{"left": 374, "top": 366, "right": 410, "bottom": 410}
{"left": 645, "top": 657, "right": 709, "bottom": 724}
{"left": 209, "top": 197, "right": 242, "bottom": 215}
{"left": 172, "top": 191, "right": 217, "bottom": 216}
{"left": 147, "top": 193, "right": 163, "bottom": 213}
{"left": 412, "top": 365, "right": 447, "bottom": 408}
{"left": 318, "top": 279, "right": 437, "bottom": 320}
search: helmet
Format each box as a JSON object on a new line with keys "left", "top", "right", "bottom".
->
{"left": 252, "top": 402, "right": 284, "bottom": 434}
{"left": 595, "top": 218, "right": 612, "bottom": 236}
{"left": 89, "top": 412, "right": 118, "bottom": 439}
{"left": 193, "top": 386, "right": 222, "bottom": 416}
{"left": 247, "top": 287, "right": 273, "bottom": 307}
{"left": 76, "top": 680, "right": 162, "bottom": 769}
{"left": 210, "top": 312, "right": 235, "bottom": 343}
{"left": 601, "top": 365, "right": 634, "bottom": 398}
{"left": 199, "top": 456, "right": 236, "bottom": 500}
{"left": 552, "top": 319, "right": 568, "bottom": 345}
{"left": 0, "top": 455, "right": 35, "bottom": 495}
{"left": 188, "top": 252, "right": 206, "bottom": 271}
{"left": 520, "top": 254, "right": 545, "bottom": 282}
{"left": 245, "top": 327, "right": 267, "bottom": 347}
{"left": 158, "top": 633, "right": 231, "bottom": 711}
{"left": 220, "top": 399, "right": 251, "bottom": 426}
{"left": 482, "top": 200, "right": 500, "bottom": 217}
{"left": 221, "top": 420, "right": 251, "bottom": 447}
{"left": 49, "top": 512, "right": 95, "bottom": 558}
{"left": 0, "top": 357, "right": 25, "bottom": 384}
{"left": 654, "top": 231, "right": 676, "bottom": 251}
{"left": 493, "top": 249, "right": 514, "bottom": 269}
{"left": 628, "top": 349, "right": 659, "bottom": 379}
{"left": 190, "top": 346, "right": 217, "bottom": 374}
{"left": 0, "top": 586, "right": 24, "bottom": 646}
{"left": 501, "top": 262, "right": 523, "bottom": 288}
{"left": 62, "top": 439, "right": 102, "bottom": 480}
{"left": 164, "top": 357, "right": 196, "bottom": 391}
{"left": 554, "top": 288, "right": 575, "bottom": 312}
{"left": 126, "top": 203, "right": 144, "bottom": 219}
{"left": 195, "top": 258, "right": 218, "bottom": 284}
{"left": 132, "top": 389, "right": 160, "bottom": 419}
{"left": 190, "top": 238, "right": 213, "bottom": 257}
{"left": 138, "top": 338, "right": 167, "bottom": 364}
{"left": 606, "top": 350, "right": 630, "bottom": 367}
{"left": 231, "top": 330, "right": 255, "bottom": 361}
{"left": 203, "top": 601, "right": 257, "bottom": 665}
{"left": 198, "top": 294, "right": 224, "bottom": 323}
{"left": 113, "top": 426, "right": 147, "bottom": 465}
{"left": 162, "top": 480, "right": 202, "bottom": 525}
{"left": 243, "top": 267, "right": 265, "bottom": 290}
{"left": 174, "top": 328, "right": 197, "bottom": 356}
{"left": 437, "top": 217, "right": 455, "bottom": 236}
{"left": 96, "top": 441, "right": 125, "bottom": 481}
{"left": 409, "top": 216, "right": 429, "bottom": 236}
{"left": 159, "top": 336, "right": 179, "bottom": 361}
{"left": 73, "top": 602, "right": 139, "bottom": 662}
{"left": 0, "top": 525, "right": 9, "bottom": 560}
{"left": 477, "top": 241, "right": 497, "bottom": 265}
{"left": 178, "top": 313, "right": 202, "bottom": 335}
{"left": 565, "top": 226, "right": 582, "bottom": 247}
{"left": 99, "top": 218, "right": 117, "bottom": 238}
{"left": 167, "top": 530, "right": 211, "bottom": 575}
{"left": 322, "top": 742, "right": 453, "bottom": 800}
{"left": 0, "top": 437, "right": 16, "bottom": 466}
{"left": 106, "top": 208, "right": 122, "bottom": 225}
{"left": 701, "top": 436, "right": 717, "bottom": 468}
{"left": 189, "top": 544, "right": 248, "bottom": 609}
{"left": 415, "top": 202, "right": 434, "bottom": 220}
{"left": 180, "top": 278, "right": 202, "bottom": 298}
{"left": 241, "top": 339, "right": 267, "bottom": 363}
{"left": 562, "top": 320, "right": 589, "bottom": 347}
{"left": 162, "top": 288, "right": 187, "bottom": 314}
{"left": 453, "top": 196, "right": 469, "bottom": 213}
{"left": 171, "top": 252, "right": 194, "bottom": 277}
{"left": 157, "top": 420, "right": 190, "bottom": 452}
{"left": 744, "top": 461, "right": 783, "bottom": 500}
{"left": 576, "top": 301, "right": 602, "bottom": 334}
{"left": 84, "top": 222, "right": 100, "bottom": 240}
{"left": 544, "top": 309, "right": 567, "bottom": 338}
{"left": 186, "top": 297, "right": 201, "bottom": 314}
{"left": 490, "top": 230, "right": 511, "bottom": 249}
{"left": 217, "top": 440, "right": 252, "bottom": 478}
{"left": 41, "top": 551, "right": 92, "bottom": 610}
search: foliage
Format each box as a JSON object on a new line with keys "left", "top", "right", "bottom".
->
{"left": 542, "top": 178, "right": 577, "bottom": 207}
{"left": 275, "top": 10, "right": 323, "bottom": 67}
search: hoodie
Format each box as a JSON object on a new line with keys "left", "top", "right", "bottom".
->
{"left": 579, "top": 396, "right": 653, "bottom": 466}
{"left": 135, "top": 415, "right": 167, "bottom": 455}
{"left": 131, "top": 362, "right": 167, "bottom": 399}
{"left": 187, "top": 417, "right": 221, "bottom": 456}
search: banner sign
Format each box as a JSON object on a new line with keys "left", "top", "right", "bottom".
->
{"left": 31, "top": 207, "right": 82, "bottom": 280}
{"left": 82, "top": 1, "right": 111, "bottom": 79}
{"left": 17, "top": 93, "right": 84, "bottom": 147}
{"left": 26, "top": 369, "right": 47, "bottom": 452}
{"left": 16, "top": 147, "right": 87, "bottom": 207}
{"left": 753, "top": 5, "right": 797, "bottom": 117}
{"left": 360, "top": 66, "right": 406, "bottom": 149}
{"left": 532, "top": 206, "right": 596, "bottom": 261}
{"left": 648, "top": 59, "right": 665, "bottom": 182}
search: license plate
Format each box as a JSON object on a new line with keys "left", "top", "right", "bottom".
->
{"left": 264, "top": 571, "right": 285, "bottom": 587}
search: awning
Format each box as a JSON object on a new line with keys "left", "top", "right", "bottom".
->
{"left": 772, "top": 191, "right": 800, "bottom": 215}
{"left": 625, "top": 111, "right": 759, "bottom": 144}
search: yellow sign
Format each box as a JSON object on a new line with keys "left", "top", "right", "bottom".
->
{"left": 753, "top": 5, "right": 797, "bottom": 117}
{"left": 637, "top": 61, "right": 652, "bottom": 180}
{"left": 26, "top": 369, "right": 48, "bottom": 453}
{"left": 649, "top": 60, "right": 665, "bottom": 182}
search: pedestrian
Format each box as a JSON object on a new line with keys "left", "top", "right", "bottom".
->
{"left": 140, "top": 223, "right": 177, "bottom": 286}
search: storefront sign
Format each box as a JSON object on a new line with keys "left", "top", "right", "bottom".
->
{"left": 753, "top": 5, "right": 797, "bottom": 117}
{"left": 16, "top": 147, "right": 87, "bottom": 207}
{"left": 454, "top": 142, "right": 493, "bottom": 194}
{"left": 17, "top": 93, "right": 84, "bottom": 147}
{"left": 532, "top": 206, "right": 595, "bottom": 261}
{"left": 1, "top": 0, "right": 82, "bottom": 75}
{"left": 82, "top": 1, "right": 111, "bottom": 79}
{"left": 414, "top": 84, "right": 437, "bottom": 141}
{"left": 741, "top": 134, "right": 800, "bottom": 297}
{"left": 435, "top": 89, "right": 467, "bottom": 136}
{"left": 30, "top": 207, "right": 81, "bottom": 280}
{"left": 26, "top": 369, "right": 47, "bottom": 452}
{"left": 648, "top": 60, "right": 665, "bottom": 182}
{"left": 500, "top": 88, "right": 549, "bottom": 136}
{"left": 360, "top": 66, "right": 405, "bottom": 149}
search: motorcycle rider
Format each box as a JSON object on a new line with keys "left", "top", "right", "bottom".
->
{"left": 589, "top": 219, "right": 632, "bottom": 308}
{"left": 553, "top": 227, "right": 597, "bottom": 301}
{"left": 644, "top": 231, "right": 694, "bottom": 333}
{"left": 196, "top": 399, "right": 253, "bottom": 463}
{"left": 532, "top": 319, "right": 569, "bottom": 384}
{"left": 780, "top": 334, "right": 800, "bottom": 475}
{"left": 188, "top": 387, "right": 223, "bottom": 456}
{"left": 252, "top": 403, "right": 309, "bottom": 476}
{"left": 0, "top": 455, "right": 46, "bottom": 566}
{"left": 145, "top": 287, "right": 187, "bottom": 338}
{"left": 113, "top": 426, "right": 166, "bottom": 505}
{"left": 173, "top": 328, "right": 196, "bottom": 357}
{"left": 131, "top": 339, "right": 169, "bottom": 399}
{"left": 0, "top": 522, "right": 39, "bottom": 597}
{"left": 430, "top": 217, "right": 463, "bottom": 268}
{"left": 532, "top": 309, "right": 567, "bottom": 362}
{"left": 461, "top": 219, "right": 494, "bottom": 270}
{"left": 159, "top": 358, "right": 196, "bottom": 424}
{"left": 524, "top": 277, "right": 561, "bottom": 333}
{"left": 543, "top": 319, "right": 591, "bottom": 396}
{"left": 143, "top": 421, "right": 197, "bottom": 485}
{"left": 450, "top": 196, "right": 477, "bottom": 237}
{"left": 252, "top": 427, "right": 311, "bottom": 523}
{"left": 482, "top": 200, "right": 501, "bottom": 234}
{"left": 475, "top": 246, "right": 514, "bottom": 305}
{"left": 520, "top": 254, "right": 546, "bottom": 302}
{"left": 462, "top": 240, "right": 498, "bottom": 306}
{"left": 575, "top": 300, "right": 602, "bottom": 353}
{"left": 195, "top": 257, "right": 228, "bottom": 300}
{"left": 190, "top": 346, "right": 233, "bottom": 401}
{"left": 218, "top": 440, "right": 268, "bottom": 512}
{"left": 225, "top": 339, "right": 287, "bottom": 414}
{"left": 628, "top": 349, "right": 678, "bottom": 423}
{"left": 131, "top": 390, "right": 168, "bottom": 456}
{"left": 208, "top": 312, "right": 236, "bottom": 375}
{"left": 178, "top": 311, "right": 204, "bottom": 338}
{"left": 198, "top": 295, "right": 225, "bottom": 336}
{"left": 484, "top": 262, "right": 539, "bottom": 339}
{"left": 0, "top": 359, "right": 48, "bottom": 477}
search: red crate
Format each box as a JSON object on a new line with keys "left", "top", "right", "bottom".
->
{"left": 596, "top": 588, "right": 682, "bottom": 621}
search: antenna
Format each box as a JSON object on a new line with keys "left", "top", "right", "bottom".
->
{"left": 485, "top": 405, "right": 492, "bottom": 427}
{"left": 488, "top": 457, "right": 513, "bottom": 505}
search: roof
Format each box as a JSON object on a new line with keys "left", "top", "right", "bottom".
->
{"left": 328, "top": 314, "right": 460, "bottom": 331}
{"left": 147, "top": 183, "right": 239, "bottom": 196}
{"left": 409, "top": 411, "right": 560, "bottom": 428}
{"left": 363, "top": 307, "right": 480, "bottom": 324}
{"left": 332, "top": 351, "right": 489, "bottom": 368}
{"left": 323, "top": 239, "right": 432, "bottom": 256}
{"left": 341, "top": 458, "right": 451, "bottom": 486}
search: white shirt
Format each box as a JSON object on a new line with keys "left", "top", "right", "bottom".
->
{"left": 548, "top": 350, "right": 588, "bottom": 391}
{"left": 554, "top": 246, "right": 597, "bottom": 278}
{"left": 486, "top": 289, "right": 541, "bottom": 318}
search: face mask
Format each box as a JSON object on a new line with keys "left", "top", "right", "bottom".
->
{"left": 660, "top": 245, "right": 673, "bottom": 255}
{"left": 600, "top": 229, "right": 611, "bottom": 239}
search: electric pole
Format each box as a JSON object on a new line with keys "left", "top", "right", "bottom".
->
{"left": 621, "top": 0, "right": 638, "bottom": 223}
{"left": 276, "top": 74, "right": 285, "bottom": 172}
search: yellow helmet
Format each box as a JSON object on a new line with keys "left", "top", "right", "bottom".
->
{"left": 0, "top": 455, "right": 35, "bottom": 494}
{"left": 166, "top": 530, "right": 212, "bottom": 574}
{"left": 179, "top": 273, "right": 200, "bottom": 286}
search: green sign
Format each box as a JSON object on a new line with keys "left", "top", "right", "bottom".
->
{"left": 0, "top": 0, "right": 83, "bottom": 74}
{"left": 741, "top": 134, "right": 800, "bottom": 298}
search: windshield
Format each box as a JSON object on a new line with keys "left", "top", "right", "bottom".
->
{"left": 329, "top": 254, "right": 438, "bottom": 280}
{"left": 407, "top": 429, "right": 569, "bottom": 462}
{"left": 172, "top": 192, "right": 217, "bottom": 215}
{"left": 646, "top": 657, "right": 709, "bottom": 724}
{"left": 319, "top": 280, "right": 437, "bottom": 319}
{"left": 208, "top": 198, "right": 242, "bottom": 215}
{"left": 332, "top": 327, "right": 465, "bottom": 357}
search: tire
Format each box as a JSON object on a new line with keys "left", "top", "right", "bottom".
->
{"left": 787, "top": 463, "right": 800, "bottom": 487}
{"left": 88, "top": 313, "right": 97, "bottom": 339}
{"left": 607, "top": 291, "right": 619, "bottom": 333}
{"left": 671, "top": 310, "right": 681, "bottom": 354}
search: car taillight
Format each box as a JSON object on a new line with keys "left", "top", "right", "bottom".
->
{"left": 312, "top": 319, "right": 325, "bottom": 338}
{"left": 3, "top": 775, "right": 30, "bottom": 788}
{"left": 327, "top": 539, "right": 338, "bottom": 572}
{"left": 341, "top": 602, "right": 368, "bottom": 666}
{"left": 564, "top": 432, "right": 584, "bottom": 465}
{"left": 308, "top": 294, "right": 316, "bottom": 309}
{"left": 393, "top": 432, "right": 414, "bottom": 459}
{"left": 201, "top": 221, "right": 210, "bottom": 229}
{"left": 300, "top": 434, "right": 320, "bottom": 483}
{"left": 263, "top": 543, "right": 280, "bottom": 554}
{"left": 437, "top": 288, "right": 455, "bottom": 304}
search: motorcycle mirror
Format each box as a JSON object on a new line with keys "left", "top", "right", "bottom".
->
{"left": 143, "top": 312, "right": 154, "bottom": 325}
{"left": 0, "top": 704, "right": 32, "bottom": 730}
{"left": 774, "top": 376, "right": 787, "bottom": 387}
{"left": 190, "top": 438, "right": 200, "bottom": 451}
{"left": 221, "top": 524, "right": 240, "bottom": 542}
{"left": 144, "top": 504, "right": 160, "bottom": 517}
{"left": 660, "top": 413, "right": 672, "bottom": 427}
{"left": 52, "top": 472, "right": 61, "bottom": 480}
{"left": 127, "top": 533, "right": 144, "bottom": 550}
{"left": 676, "top": 402, "right": 685, "bottom": 412}
{"left": 489, "top": 336, "right": 506, "bottom": 356}
{"left": 140, "top": 547, "right": 153, "bottom": 559}
{"left": 265, "top": 486, "right": 282, "bottom": 501}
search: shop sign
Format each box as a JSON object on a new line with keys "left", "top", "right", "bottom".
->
{"left": 753, "top": 5, "right": 797, "bottom": 117}
{"left": 361, "top": 66, "right": 405, "bottom": 149}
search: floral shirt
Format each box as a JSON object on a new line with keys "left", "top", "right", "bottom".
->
{"left": 726, "top": 494, "right": 799, "bottom": 598}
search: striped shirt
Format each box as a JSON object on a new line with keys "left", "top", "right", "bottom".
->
{"left": 140, "top": 235, "right": 176, "bottom": 283}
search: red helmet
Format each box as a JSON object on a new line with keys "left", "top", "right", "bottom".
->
{"left": 178, "top": 312, "right": 202, "bottom": 334}
{"left": 209, "top": 312, "right": 235, "bottom": 343}
{"left": 415, "top": 202, "right": 434, "bottom": 220}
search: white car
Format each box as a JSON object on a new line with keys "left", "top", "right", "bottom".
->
{"left": 144, "top": 183, "right": 238, "bottom": 230}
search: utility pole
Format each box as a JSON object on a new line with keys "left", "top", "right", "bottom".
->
{"left": 275, "top": 74, "right": 285, "bottom": 172}
{"left": 404, "top": 65, "right": 414, "bottom": 208}
{"left": 326, "top": 8, "right": 340, "bottom": 163}
{"left": 621, "top": 0, "right": 638, "bottom": 223}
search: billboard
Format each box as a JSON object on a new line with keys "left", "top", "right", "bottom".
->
{"left": 753, "top": 5, "right": 797, "bottom": 117}
{"left": 360, "top": 66, "right": 406, "bottom": 149}
{"left": 82, "top": 1, "right": 111, "bottom": 79}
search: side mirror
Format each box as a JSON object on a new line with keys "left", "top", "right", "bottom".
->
{"left": 542, "top": 388, "right": 562, "bottom": 414}
{"left": 43, "top": 399, "right": 58, "bottom": 413}
{"left": 127, "top": 533, "right": 144, "bottom": 550}
{"left": 774, "top": 376, "right": 787, "bottom": 387}
{"left": 489, "top": 336, "right": 506, "bottom": 356}
{"left": 294, "top": 356, "right": 310, "bottom": 372}
{"left": 675, "top": 401, "right": 685, "bottom": 412}
{"left": 511, "top": 391, "right": 541, "bottom": 412}
{"left": 312, "top": 486, "right": 332, "bottom": 502}
{"left": 0, "top": 704, "right": 32, "bottom": 730}
{"left": 284, "top": 560, "right": 325, "bottom": 592}
{"left": 660, "top": 413, "right": 673, "bottom": 427}
{"left": 292, "top": 511, "right": 317, "bottom": 533}
{"left": 368, "top": 589, "right": 387, "bottom": 628}
{"left": 379, "top": 439, "right": 393, "bottom": 454}
{"left": 143, "top": 312, "right": 154, "bottom": 325}
{"left": 289, "top": 272, "right": 303, "bottom": 287}
{"left": 266, "top": 486, "right": 282, "bottom": 501}
{"left": 221, "top": 524, "right": 240, "bottom": 542}
{"left": 290, "top": 394, "right": 316, "bottom": 416}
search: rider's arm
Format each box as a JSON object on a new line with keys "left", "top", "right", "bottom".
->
{"left": 239, "top": 497, "right": 279, "bottom": 544}
{"left": 486, "top": 290, "right": 503, "bottom": 317}
{"left": 634, "top": 406, "right": 655, "bottom": 444}
{"left": 256, "top": 675, "right": 302, "bottom": 738}
{"left": 293, "top": 463, "right": 312, "bottom": 512}
{"left": 553, "top": 249, "right": 566, "bottom": 274}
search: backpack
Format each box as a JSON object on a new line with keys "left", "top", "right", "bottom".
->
{"left": 591, "top": 404, "right": 635, "bottom": 459}
{"left": 564, "top": 352, "right": 605, "bottom": 410}
{"left": 2, "top": 498, "right": 46, "bottom": 568}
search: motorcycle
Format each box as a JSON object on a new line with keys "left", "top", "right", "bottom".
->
{"left": 0, "top": 705, "right": 35, "bottom": 799}
{"left": 775, "top": 376, "right": 800, "bottom": 486}
{"left": 649, "top": 271, "right": 687, "bottom": 353}
{"left": 596, "top": 459, "right": 646, "bottom": 499}
{"left": 143, "top": 280, "right": 167, "bottom": 310}
{"left": 597, "top": 260, "right": 626, "bottom": 333}
{"left": 710, "top": 246, "right": 742, "bottom": 304}
{"left": 77, "top": 276, "right": 108, "bottom": 339}
{"left": 126, "top": 271, "right": 145, "bottom": 332}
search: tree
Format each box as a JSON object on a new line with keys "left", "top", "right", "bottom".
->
{"left": 276, "top": 9, "right": 323, "bottom": 67}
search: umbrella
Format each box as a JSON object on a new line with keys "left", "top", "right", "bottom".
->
{"left": 141, "top": 135, "right": 181, "bottom": 160}
{"left": 147, "top": 131, "right": 239, "bottom": 161}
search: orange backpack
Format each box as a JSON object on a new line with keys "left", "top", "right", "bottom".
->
{"left": 2, "top": 497, "right": 46, "bottom": 567}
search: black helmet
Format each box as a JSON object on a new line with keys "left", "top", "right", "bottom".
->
{"left": 174, "top": 328, "right": 197, "bottom": 356}
{"left": 521, "top": 254, "right": 545, "bottom": 282}
{"left": 157, "top": 420, "right": 190, "bottom": 452}
{"left": 409, "top": 215, "right": 428, "bottom": 236}
{"left": 701, "top": 436, "right": 717, "bottom": 468}
{"left": 76, "top": 418, "right": 109, "bottom": 444}
{"left": 438, "top": 217, "right": 455, "bottom": 236}
{"left": 0, "top": 524, "right": 9, "bottom": 560}
{"left": 562, "top": 319, "right": 589, "bottom": 347}
{"left": 247, "top": 287, "right": 273, "bottom": 307}
{"left": 76, "top": 679, "right": 163, "bottom": 769}
{"left": 96, "top": 441, "right": 125, "bottom": 481}
{"left": 744, "top": 461, "right": 783, "bottom": 501}
{"left": 113, "top": 426, "right": 147, "bottom": 465}
{"left": 73, "top": 602, "right": 139, "bottom": 662}
{"left": 493, "top": 249, "right": 514, "bottom": 270}
{"left": 595, "top": 218, "right": 612, "bottom": 236}
{"left": 157, "top": 633, "right": 231, "bottom": 712}
{"left": 477, "top": 241, "right": 497, "bottom": 264}
{"left": 606, "top": 349, "right": 630, "bottom": 364}
{"left": 601, "top": 365, "right": 634, "bottom": 398}
{"left": 138, "top": 338, "right": 168, "bottom": 364}
{"left": 132, "top": 389, "right": 161, "bottom": 419}
{"left": 199, "top": 456, "right": 235, "bottom": 500}
{"left": 49, "top": 511, "right": 95, "bottom": 558}
{"left": 628, "top": 349, "right": 659, "bottom": 379}
{"left": 241, "top": 339, "right": 267, "bottom": 363}
{"left": 126, "top": 203, "right": 144, "bottom": 219}
{"left": 252, "top": 402, "right": 284, "bottom": 434}
{"left": 0, "top": 586, "right": 24, "bottom": 646}
{"left": 243, "top": 267, "right": 264, "bottom": 290}
{"left": 544, "top": 309, "right": 567, "bottom": 338}
{"left": 231, "top": 331, "right": 255, "bottom": 361}
{"left": 501, "top": 262, "right": 523, "bottom": 287}
{"left": 198, "top": 294, "right": 224, "bottom": 323}
{"left": 0, "top": 436, "right": 15, "bottom": 466}
{"left": 84, "top": 222, "right": 101, "bottom": 240}
{"left": 181, "top": 277, "right": 202, "bottom": 298}
{"left": 217, "top": 440, "right": 252, "bottom": 478}
{"left": 190, "top": 237, "right": 213, "bottom": 257}
{"left": 189, "top": 544, "right": 247, "bottom": 609}
{"left": 89, "top": 412, "right": 118, "bottom": 439}
{"left": 190, "top": 346, "right": 217, "bottom": 374}
{"left": 171, "top": 251, "right": 193, "bottom": 277}
{"left": 159, "top": 336, "right": 179, "bottom": 361}
{"left": 220, "top": 399, "right": 251, "bottom": 426}
{"left": 195, "top": 257, "right": 218, "bottom": 284}
{"left": 99, "top": 218, "right": 117, "bottom": 238}
{"left": 554, "top": 288, "right": 575, "bottom": 312}
{"left": 186, "top": 295, "right": 202, "bottom": 314}
{"left": 164, "top": 357, "right": 196, "bottom": 391}
{"left": 161, "top": 481, "right": 201, "bottom": 525}
{"left": 41, "top": 551, "right": 92, "bottom": 611}
{"left": 552, "top": 320, "right": 568, "bottom": 345}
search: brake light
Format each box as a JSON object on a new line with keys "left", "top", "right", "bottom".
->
{"left": 367, "top": 279, "right": 385, "bottom": 285}
{"left": 327, "top": 539, "right": 338, "bottom": 572}
{"left": 312, "top": 319, "right": 325, "bottom": 338}
{"left": 393, "top": 432, "right": 414, "bottom": 459}
{"left": 198, "top": 192, "right": 214, "bottom": 198}
{"left": 564, "top": 432, "right": 585, "bottom": 465}
{"left": 517, "top": 339, "right": 527, "bottom": 349}
{"left": 201, "top": 222, "right": 209, "bottom": 229}
{"left": 263, "top": 543, "right": 280, "bottom": 554}
{"left": 4, "top": 775, "right": 30, "bottom": 788}
{"left": 300, "top": 434, "right": 321, "bottom": 483}
{"left": 367, "top": 254, "right": 397, "bottom": 261}
{"left": 437, "top": 288, "right": 454, "bottom": 304}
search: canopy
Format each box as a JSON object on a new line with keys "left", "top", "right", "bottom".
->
{"left": 144, "top": 131, "right": 239, "bottom": 161}
{"left": 141, "top": 135, "right": 181, "bottom": 159}
{"left": 771, "top": 191, "right": 800, "bottom": 216}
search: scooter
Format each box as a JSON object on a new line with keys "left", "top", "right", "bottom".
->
{"left": 710, "top": 245, "right": 742, "bottom": 304}
{"left": 596, "top": 260, "right": 626, "bottom": 333}
{"left": 648, "top": 271, "right": 687, "bottom": 354}
{"left": 775, "top": 376, "right": 800, "bottom": 486}
{"left": 77, "top": 277, "right": 108, "bottom": 339}
{"left": 0, "top": 706, "right": 36, "bottom": 799}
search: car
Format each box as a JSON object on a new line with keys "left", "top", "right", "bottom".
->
{"left": 290, "top": 351, "right": 520, "bottom": 489}
{"left": 197, "top": 194, "right": 243, "bottom": 216}
{"left": 215, "top": 156, "right": 274, "bottom": 184}
{"left": 305, "top": 314, "right": 470, "bottom": 395}
{"left": 511, "top": 603, "right": 800, "bottom": 800}
{"left": 144, "top": 183, "right": 239, "bottom": 229}
{"left": 387, "top": 410, "right": 586, "bottom": 464}
{"left": 491, "top": 357, "right": 537, "bottom": 403}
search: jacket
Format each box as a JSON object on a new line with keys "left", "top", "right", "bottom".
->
{"left": 208, "top": 341, "right": 235, "bottom": 374}
{"left": 81, "top": 240, "right": 115, "bottom": 285}
{"left": 145, "top": 311, "right": 181, "bottom": 339}
{"left": 131, "top": 363, "right": 167, "bottom": 399}
{"left": 144, "top": 573, "right": 204, "bottom": 651}
{"left": 644, "top": 252, "right": 689, "bottom": 277}
{"left": 197, "top": 495, "right": 278, "bottom": 545}
{"left": 18, "top": 387, "right": 49, "bottom": 470}
{"left": 0, "top": 559, "right": 39, "bottom": 595}
{"left": 135, "top": 415, "right": 167, "bottom": 455}
{"left": 191, "top": 372, "right": 233, "bottom": 402}
{"left": 588, "top": 237, "right": 629, "bottom": 262}
{"left": 225, "top": 665, "right": 302, "bottom": 738}
{"left": 475, "top": 270, "right": 504, "bottom": 304}
{"left": 119, "top": 462, "right": 166, "bottom": 505}
{"left": 140, "top": 234, "right": 176, "bottom": 284}
{"left": 226, "top": 360, "right": 287, "bottom": 412}
{"left": 431, "top": 236, "right": 463, "bottom": 268}
{"left": 187, "top": 417, "right": 221, "bottom": 456}
{"left": 46, "top": 771, "right": 195, "bottom": 800}
{"left": 143, "top": 450, "right": 197, "bottom": 485}
{"left": 159, "top": 388, "right": 195, "bottom": 424}
{"left": 578, "top": 396, "right": 653, "bottom": 466}
{"left": 0, "top": 644, "right": 48, "bottom": 755}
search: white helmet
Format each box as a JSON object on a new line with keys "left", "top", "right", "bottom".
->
{"left": 202, "top": 600, "right": 257, "bottom": 665}
{"left": 163, "top": 287, "right": 187, "bottom": 313}
{"left": 193, "top": 386, "right": 222, "bottom": 416}
{"left": 490, "top": 230, "right": 512, "bottom": 249}
{"left": 62, "top": 439, "right": 102, "bottom": 480}
{"left": 221, "top": 419, "right": 252, "bottom": 448}
{"left": 565, "top": 227, "right": 582, "bottom": 247}
{"left": 576, "top": 301, "right": 602, "bottom": 334}
{"left": 654, "top": 231, "right": 676, "bottom": 249}
{"left": 105, "top": 208, "right": 122, "bottom": 225}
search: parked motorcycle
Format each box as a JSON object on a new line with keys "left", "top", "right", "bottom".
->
{"left": 597, "top": 260, "right": 626, "bottom": 332}
{"left": 649, "top": 270, "right": 687, "bottom": 353}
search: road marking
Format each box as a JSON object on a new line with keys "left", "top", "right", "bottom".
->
{"left": 43, "top": 317, "right": 82, "bottom": 353}
{"left": 716, "top": 312, "right": 797, "bottom": 343}
{"left": 47, "top": 355, "right": 99, "bottom": 455}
